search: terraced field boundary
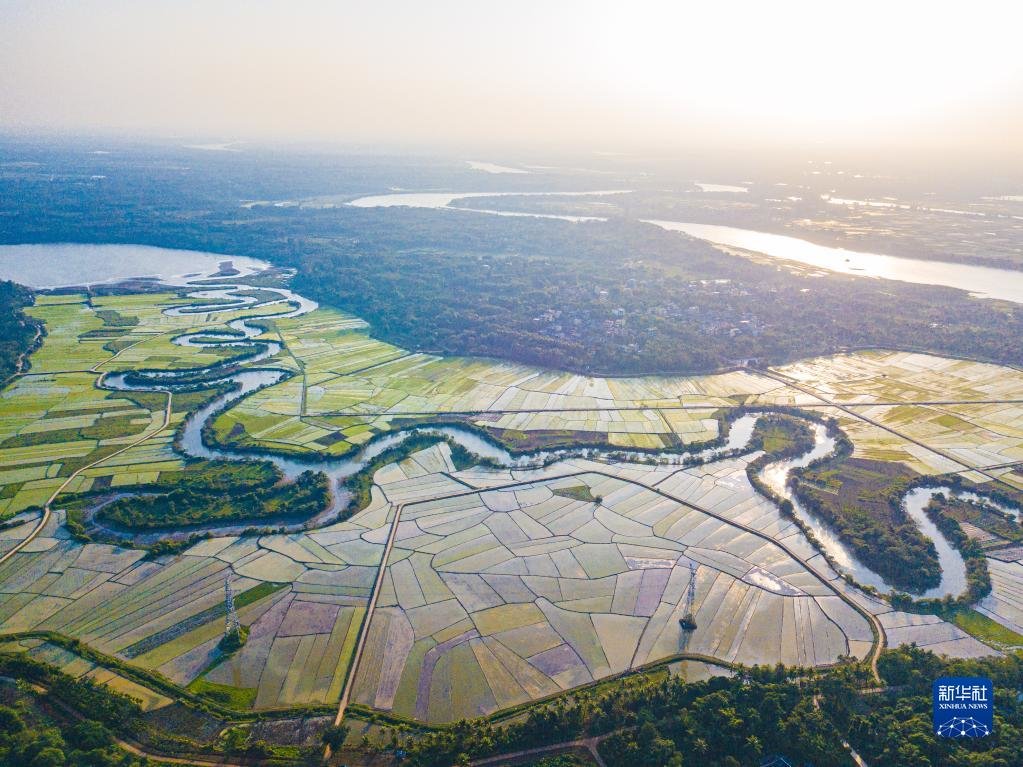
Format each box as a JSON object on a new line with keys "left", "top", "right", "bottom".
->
{"left": 759, "top": 368, "right": 1023, "bottom": 493}
{"left": 0, "top": 386, "right": 173, "bottom": 566}
{"left": 334, "top": 463, "right": 886, "bottom": 740}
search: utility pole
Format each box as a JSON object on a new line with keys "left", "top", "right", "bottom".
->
{"left": 224, "top": 575, "right": 240, "bottom": 639}
{"left": 679, "top": 560, "right": 698, "bottom": 631}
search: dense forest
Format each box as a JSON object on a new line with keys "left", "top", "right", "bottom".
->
{"left": 3, "top": 644, "right": 1021, "bottom": 767}
{"left": 3, "top": 143, "right": 1023, "bottom": 376}
{"left": 399, "top": 647, "right": 1023, "bottom": 767}
{"left": 287, "top": 218, "right": 1023, "bottom": 375}
{"left": 0, "top": 280, "right": 41, "bottom": 385}
{"left": 0, "top": 653, "right": 150, "bottom": 767}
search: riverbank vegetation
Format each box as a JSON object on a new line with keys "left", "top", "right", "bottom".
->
{"left": 94, "top": 460, "right": 329, "bottom": 530}
{"left": 748, "top": 412, "right": 816, "bottom": 457}
{"left": 744, "top": 413, "right": 819, "bottom": 511}
{"left": 789, "top": 444, "right": 943, "bottom": 594}
{"left": 341, "top": 431, "right": 489, "bottom": 518}
{"left": 921, "top": 494, "right": 993, "bottom": 605}
{"left": 0, "top": 280, "right": 42, "bottom": 386}
{"left": 928, "top": 495, "right": 1023, "bottom": 544}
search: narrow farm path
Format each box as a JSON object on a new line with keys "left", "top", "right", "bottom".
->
{"left": 325, "top": 501, "right": 409, "bottom": 760}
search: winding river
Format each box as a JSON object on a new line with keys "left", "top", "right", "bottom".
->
{"left": 97, "top": 288, "right": 767, "bottom": 545}
{"left": 2, "top": 242, "right": 1006, "bottom": 599}
{"left": 96, "top": 274, "right": 984, "bottom": 598}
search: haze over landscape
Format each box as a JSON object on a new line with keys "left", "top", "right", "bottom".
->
{"left": 1, "top": 3, "right": 1022, "bottom": 767}
{"left": 3, "top": 1, "right": 1022, "bottom": 161}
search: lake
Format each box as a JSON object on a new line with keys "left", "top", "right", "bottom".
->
{"left": 0, "top": 243, "right": 269, "bottom": 288}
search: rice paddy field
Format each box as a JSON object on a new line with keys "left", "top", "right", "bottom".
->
{"left": 0, "top": 291, "right": 297, "bottom": 521}
{"left": 213, "top": 307, "right": 785, "bottom": 456}
{"left": 2, "top": 290, "right": 1023, "bottom": 726}
{"left": 353, "top": 449, "right": 878, "bottom": 723}
{"left": 218, "top": 315, "right": 1023, "bottom": 497}
{"left": 771, "top": 351, "right": 1023, "bottom": 487}
{"left": 0, "top": 501, "right": 389, "bottom": 710}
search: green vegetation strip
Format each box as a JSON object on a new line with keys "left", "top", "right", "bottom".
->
{"left": 552, "top": 485, "right": 601, "bottom": 504}
{"left": 186, "top": 678, "right": 258, "bottom": 710}
{"left": 0, "top": 650, "right": 306, "bottom": 764}
{"left": 948, "top": 608, "right": 1023, "bottom": 651}
{"left": 381, "top": 647, "right": 1023, "bottom": 767}
{"left": 0, "top": 280, "right": 43, "bottom": 387}
{"left": 790, "top": 437, "right": 943, "bottom": 594}
{"left": 96, "top": 461, "right": 329, "bottom": 530}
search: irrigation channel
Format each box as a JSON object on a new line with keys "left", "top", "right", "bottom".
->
{"left": 92, "top": 274, "right": 1002, "bottom": 600}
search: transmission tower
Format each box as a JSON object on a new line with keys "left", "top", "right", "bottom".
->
{"left": 678, "top": 561, "right": 698, "bottom": 631}
{"left": 224, "top": 576, "right": 240, "bottom": 639}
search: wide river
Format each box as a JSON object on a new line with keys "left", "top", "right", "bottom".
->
{"left": 347, "top": 190, "right": 629, "bottom": 223}
{"left": 347, "top": 189, "right": 1023, "bottom": 304}
{"left": 0, "top": 243, "right": 270, "bottom": 288}
{"left": 645, "top": 220, "right": 1023, "bottom": 304}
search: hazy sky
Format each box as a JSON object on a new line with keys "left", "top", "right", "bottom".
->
{"left": 2, "top": 0, "right": 1021, "bottom": 156}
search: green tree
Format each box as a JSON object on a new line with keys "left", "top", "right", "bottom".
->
{"left": 29, "top": 747, "right": 65, "bottom": 767}
{"left": 321, "top": 723, "right": 350, "bottom": 750}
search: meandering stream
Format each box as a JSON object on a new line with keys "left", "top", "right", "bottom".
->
{"left": 0, "top": 244, "right": 991, "bottom": 599}
{"left": 97, "top": 289, "right": 766, "bottom": 545}
{"left": 89, "top": 275, "right": 990, "bottom": 599}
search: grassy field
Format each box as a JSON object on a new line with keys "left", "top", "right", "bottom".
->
{"left": 949, "top": 608, "right": 1023, "bottom": 651}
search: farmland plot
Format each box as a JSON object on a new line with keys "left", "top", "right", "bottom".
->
{"left": 978, "top": 559, "right": 1023, "bottom": 635}
{"left": 851, "top": 402, "right": 1023, "bottom": 472}
{"left": 7, "top": 284, "right": 1023, "bottom": 727}
{"left": 0, "top": 489, "right": 395, "bottom": 710}
{"left": 0, "top": 292, "right": 285, "bottom": 518}
{"left": 217, "top": 307, "right": 787, "bottom": 455}
{"left": 774, "top": 351, "right": 1023, "bottom": 404}
{"left": 352, "top": 461, "right": 873, "bottom": 724}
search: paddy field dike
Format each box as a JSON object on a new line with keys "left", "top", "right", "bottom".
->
{"left": 2, "top": 281, "right": 1022, "bottom": 729}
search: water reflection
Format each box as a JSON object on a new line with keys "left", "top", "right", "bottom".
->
{"left": 0, "top": 243, "right": 270, "bottom": 288}
{"left": 87, "top": 258, "right": 998, "bottom": 600}
{"left": 646, "top": 220, "right": 1023, "bottom": 305}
